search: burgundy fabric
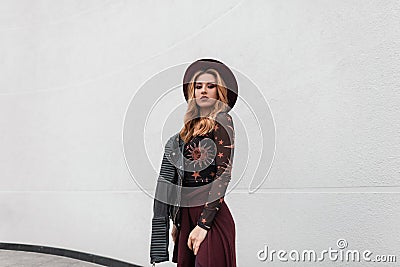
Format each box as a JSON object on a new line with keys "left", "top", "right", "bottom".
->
{"left": 172, "top": 201, "right": 236, "bottom": 267}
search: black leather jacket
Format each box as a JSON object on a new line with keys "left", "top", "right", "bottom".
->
{"left": 150, "top": 132, "right": 184, "bottom": 265}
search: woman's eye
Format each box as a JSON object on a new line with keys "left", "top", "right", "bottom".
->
{"left": 195, "top": 84, "right": 215, "bottom": 89}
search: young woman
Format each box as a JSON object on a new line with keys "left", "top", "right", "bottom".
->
{"left": 171, "top": 58, "right": 238, "bottom": 267}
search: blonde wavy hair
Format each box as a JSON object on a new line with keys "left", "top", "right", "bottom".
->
{"left": 179, "top": 68, "right": 230, "bottom": 143}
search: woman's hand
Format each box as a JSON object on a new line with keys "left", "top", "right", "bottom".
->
{"left": 187, "top": 225, "right": 208, "bottom": 255}
{"left": 171, "top": 224, "right": 178, "bottom": 243}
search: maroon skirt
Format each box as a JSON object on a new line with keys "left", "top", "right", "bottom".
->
{"left": 172, "top": 200, "right": 236, "bottom": 267}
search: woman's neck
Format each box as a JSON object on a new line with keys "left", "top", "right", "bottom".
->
{"left": 199, "top": 107, "right": 212, "bottom": 118}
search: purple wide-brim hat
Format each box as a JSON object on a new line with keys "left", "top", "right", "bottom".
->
{"left": 182, "top": 58, "right": 238, "bottom": 111}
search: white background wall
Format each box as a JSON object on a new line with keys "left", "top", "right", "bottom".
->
{"left": 1, "top": 0, "right": 399, "bottom": 266}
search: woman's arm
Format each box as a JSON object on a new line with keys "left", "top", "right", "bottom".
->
{"left": 197, "top": 112, "right": 235, "bottom": 230}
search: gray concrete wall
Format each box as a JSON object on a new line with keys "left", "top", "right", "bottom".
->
{"left": 1, "top": 0, "right": 399, "bottom": 266}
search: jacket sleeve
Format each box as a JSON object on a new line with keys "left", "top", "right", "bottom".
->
{"left": 152, "top": 136, "right": 178, "bottom": 217}
{"left": 197, "top": 112, "right": 235, "bottom": 230}
{"left": 150, "top": 136, "right": 177, "bottom": 264}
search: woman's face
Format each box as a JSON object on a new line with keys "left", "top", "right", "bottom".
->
{"left": 194, "top": 73, "right": 218, "bottom": 109}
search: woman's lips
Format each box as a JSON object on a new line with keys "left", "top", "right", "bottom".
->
{"left": 200, "top": 96, "right": 209, "bottom": 100}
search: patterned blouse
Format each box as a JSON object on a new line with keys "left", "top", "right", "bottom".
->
{"left": 182, "top": 111, "right": 235, "bottom": 230}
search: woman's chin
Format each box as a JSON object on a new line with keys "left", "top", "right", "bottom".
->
{"left": 196, "top": 100, "right": 216, "bottom": 108}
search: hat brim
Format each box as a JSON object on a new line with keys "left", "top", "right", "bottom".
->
{"left": 183, "top": 58, "right": 238, "bottom": 110}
